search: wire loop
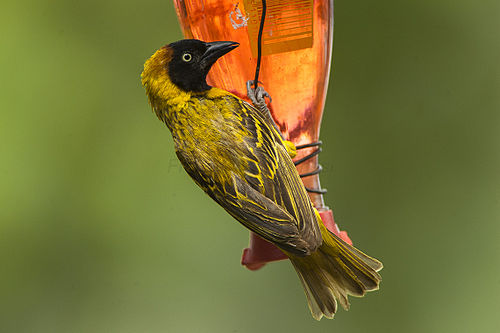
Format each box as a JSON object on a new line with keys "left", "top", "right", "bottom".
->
{"left": 294, "top": 141, "right": 327, "bottom": 194}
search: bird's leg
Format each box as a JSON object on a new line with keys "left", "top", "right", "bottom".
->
{"left": 246, "top": 80, "right": 272, "bottom": 113}
{"left": 246, "top": 81, "right": 297, "bottom": 158}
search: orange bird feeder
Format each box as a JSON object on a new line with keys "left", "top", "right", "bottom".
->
{"left": 173, "top": 0, "right": 352, "bottom": 270}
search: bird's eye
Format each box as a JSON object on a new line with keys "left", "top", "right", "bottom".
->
{"left": 182, "top": 52, "right": 192, "bottom": 62}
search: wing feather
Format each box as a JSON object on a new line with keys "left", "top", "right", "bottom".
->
{"left": 178, "top": 94, "right": 323, "bottom": 254}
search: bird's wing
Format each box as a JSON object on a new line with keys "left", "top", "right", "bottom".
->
{"left": 219, "top": 171, "right": 313, "bottom": 255}
{"left": 212, "top": 96, "right": 323, "bottom": 254}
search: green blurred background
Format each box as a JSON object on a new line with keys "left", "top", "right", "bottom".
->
{"left": 1, "top": 0, "right": 499, "bottom": 332}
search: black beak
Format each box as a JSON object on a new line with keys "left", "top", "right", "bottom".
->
{"left": 201, "top": 41, "right": 239, "bottom": 68}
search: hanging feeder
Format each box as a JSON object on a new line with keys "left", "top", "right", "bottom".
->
{"left": 173, "top": 0, "right": 352, "bottom": 270}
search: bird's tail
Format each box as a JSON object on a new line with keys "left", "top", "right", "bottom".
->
{"left": 289, "top": 221, "right": 383, "bottom": 320}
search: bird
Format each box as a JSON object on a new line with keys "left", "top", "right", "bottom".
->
{"left": 141, "top": 39, "right": 382, "bottom": 320}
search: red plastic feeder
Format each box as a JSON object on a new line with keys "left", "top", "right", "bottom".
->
{"left": 173, "top": 0, "right": 346, "bottom": 270}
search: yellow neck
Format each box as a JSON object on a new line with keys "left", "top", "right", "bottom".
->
{"left": 141, "top": 47, "right": 239, "bottom": 130}
{"left": 141, "top": 47, "right": 191, "bottom": 122}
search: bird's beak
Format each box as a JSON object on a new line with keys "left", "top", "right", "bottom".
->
{"left": 201, "top": 41, "right": 239, "bottom": 69}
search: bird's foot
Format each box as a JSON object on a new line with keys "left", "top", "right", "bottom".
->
{"left": 246, "top": 80, "right": 286, "bottom": 140}
{"left": 246, "top": 80, "right": 272, "bottom": 113}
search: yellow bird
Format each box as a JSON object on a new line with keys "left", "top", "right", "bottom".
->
{"left": 141, "top": 39, "right": 382, "bottom": 320}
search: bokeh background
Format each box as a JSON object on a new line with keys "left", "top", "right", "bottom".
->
{"left": 1, "top": 0, "right": 499, "bottom": 332}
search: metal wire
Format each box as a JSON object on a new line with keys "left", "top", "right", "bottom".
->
{"left": 295, "top": 141, "right": 327, "bottom": 194}
{"left": 251, "top": 1, "right": 326, "bottom": 194}
{"left": 253, "top": 0, "right": 266, "bottom": 89}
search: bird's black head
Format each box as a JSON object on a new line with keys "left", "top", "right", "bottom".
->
{"left": 167, "top": 39, "right": 239, "bottom": 93}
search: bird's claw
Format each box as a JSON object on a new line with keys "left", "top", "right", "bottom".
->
{"left": 246, "top": 80, "right": 272, "bottom": 108}
{"left": 255, "top": 86, "right": 272, "bottom": 104}
{"left": 246, "top": 80, "right": 284, "bottom": 139}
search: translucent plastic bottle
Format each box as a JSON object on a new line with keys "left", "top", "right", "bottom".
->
{"left": 173, "top": 0, "right": 348, "bottom": 269}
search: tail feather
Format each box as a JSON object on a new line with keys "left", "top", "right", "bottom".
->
{"left": 291, "top": 261, "right": 339, "bottom": 319}
{"left": 289, "top": 226, "right": 382, "bottom": 320}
